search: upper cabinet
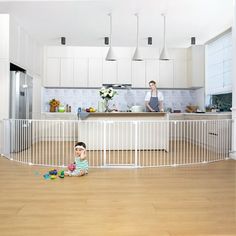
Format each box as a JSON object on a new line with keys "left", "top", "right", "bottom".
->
{"left": 172, "top": 49, "right": 187, "bottom": 88}
{"left": 45, "top": 58, "right": 60, "bottom": 87}
{"left": 159, "top": 60, "right": 174, "bottom": 88}
{"left": 43, "top": 46, "right": 205, "bottom": 89}
{"left": 74, "top": 58, "right": 88, "bottom": 87}
{"left": 117, "top": 59, "right": 132, "bottom": 84}
{"left": 103, "top": 60, "right": 117, "bottom": 84}
{"left": 60, "top": 58, "right": 74, "bottom": 87}
{"left": 145, "top": 60, "right": 159, "bottom": 86}
{"left": 187, "top": 45, "right": 205, "bottom": 88}
{"left": 9, "top": 17, "right": 43, "bottom": 76}
{"left": 88, "top": 58, "right": 102, "bottom": 87}
{"left": 132, "top": 61, "right": 146, "bottom": 88}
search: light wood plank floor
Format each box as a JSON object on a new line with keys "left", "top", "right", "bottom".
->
{"left": 0, "top": 157, "right": 235, "bottom": 236}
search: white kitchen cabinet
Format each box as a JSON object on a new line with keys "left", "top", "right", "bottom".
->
{"left": 145, "top": 60, "right": 159, "bottom": 86}
{"left": 159, "top": 60, "right": 174, "bottom": 88}
{"left": 173, "top": 61, "right": 187, "bottom": 88}
{"left": 60, "top": 58, "right": 74, "bottom": 87}
{"left": 19, "top": 27, "right": 28, "bottom": 69}
{"left": 26, "top": 35, "right": 34, "bottom": 73}
{"left": 187, "top": 45, "right": 205, "bottom": 88}
{"left": 9, "top": 18, "right": 20, "bottom": 63}
{"left": 132, "top": 61, "right": 146, "bottom": 88}
{"left": 74, "top": 58, "right": 88, "bottom": 87}
{"left": 117, "top": 59, "right": 132, "bottom": 84}
{"left": 44, "top": 58, "right": 60, "bottom": 87}
{"left": 88, "top": 58, "right": 103, "bottom": 87}
{"left": 102, "top": 60, "right": 117, "bottom": 84}
{"left": 0, "top": 15, "right": 9, "bottom": 59}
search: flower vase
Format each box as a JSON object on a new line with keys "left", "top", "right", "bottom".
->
{"left": 104, "top": 99, "right": 110, "bottom": 112}
{"left": 50, "top": 105, "right": 56, "bottom": 112}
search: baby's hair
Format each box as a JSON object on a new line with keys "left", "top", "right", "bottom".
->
{"left": 75, "top": 141, "right": 86, "bottom": 149}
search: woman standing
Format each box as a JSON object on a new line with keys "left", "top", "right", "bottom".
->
{"left": 145, "top": 80, "right": 164, "bottom": 112}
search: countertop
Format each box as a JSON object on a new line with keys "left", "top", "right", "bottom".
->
{"left": 41, "top": 112, "right": 232, "bottom": 120}
{"left": 169, "top": 112, "right": 232, "bottom": 120}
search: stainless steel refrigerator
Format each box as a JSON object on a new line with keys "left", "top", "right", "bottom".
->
{"left": 10, "top": 71, "right": 33, "bottom": 152}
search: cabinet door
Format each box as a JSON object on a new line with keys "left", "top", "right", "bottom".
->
{"left": 9, "top": 18, "right": 20, "bottom": 64}
{"left": 44, "top": 58, "right": 60, "bottom": 87}
{"left": 60, "top": 58, "right": 74, "bottom": 87}
{"left": 88, "top": 58, "right": 103, "bottom": 87}
{"left": 146, "top": 60, "right": 159, "bottom": 86}
{"left": 103, "top": 60, "right": 117, "bottom": 84}
{"left": 189, "top": 46, "right": 205, "bottom": 88}
{"left": 0, "top": 15, "right": 9, "bottom": 59}
{"left": 117, "top": 59, "right": 132, "bottom": 84}
{"left": 173, "top": 61, "right": 187, "bottom": 88}
{"left": 74, "top": 58, "right": 88, "bottom": 87}
{"left": 159, "top": 60, "right": 174, "bottom": 88}
{"left": 19, "top": 28, "right": 27, "bottom": 68}
{"left": 132, "top": 61, "right": 146, "bottom": 88}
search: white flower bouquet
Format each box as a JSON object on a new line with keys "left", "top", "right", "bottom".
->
{"left": 99, "top": 87, "right": 118, "bottom": 112}
{"left": 99, "top": 87, "right": 117, "bottom": 101}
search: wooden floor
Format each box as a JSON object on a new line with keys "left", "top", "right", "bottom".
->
{"left": 0, "top": 157, "right": 235, "bottom": 236}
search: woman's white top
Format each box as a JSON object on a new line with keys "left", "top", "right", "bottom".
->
{"left": 145, "top": 91, "right": 164, "bottom": 102}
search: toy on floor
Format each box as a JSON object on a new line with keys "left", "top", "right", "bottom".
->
{"left": 43, "top": 173, "right": 50, "bottom": 180}
{"left": 68, "top": 164, "right": 76, "bottom": 171}
{"left": 49, "top": 169, "right": 57, "bottom": 175}
{"left": 50, "top": 175, "right": 56, "bottom": 180}
{"left": 58, "top": 170, "right": 65, "bottom": 178}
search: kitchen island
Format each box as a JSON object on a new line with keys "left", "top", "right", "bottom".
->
{"left": 40, "top": 112, "right": 169, "bottom": 151}
{"left": 41, "top": 111, "right": 169, "bottom": 120}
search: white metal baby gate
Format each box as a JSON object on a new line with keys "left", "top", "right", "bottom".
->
{"left": 0, "top": 119, "right": 233, "bottom": 168}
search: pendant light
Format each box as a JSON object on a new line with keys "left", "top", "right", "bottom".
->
{"left": 133, "top": 13, "right": 143, "bottom": 61}
{"left": 159, "top": 13, "right": 170, "bottom": 60}
{"left": 105, "top": 13, "right": 116, "bottom": 61}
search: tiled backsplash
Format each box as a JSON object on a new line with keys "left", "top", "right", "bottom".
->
{"left": 42, "top": 88, "right": 205, "bottom": 113}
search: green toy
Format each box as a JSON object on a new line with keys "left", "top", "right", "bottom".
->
{"left": 59, "top": 170, "right": 65, "bottom": 178}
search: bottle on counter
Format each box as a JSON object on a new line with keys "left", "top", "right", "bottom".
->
{"left": 65, "top": 104, "right": 69, "bottom": 112}
{"left": 68, "top": 106, "right": 71, "bottom": 112}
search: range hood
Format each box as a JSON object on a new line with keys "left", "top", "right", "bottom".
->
{"left": 102, "top": 84, "right": 132, "bottom": 89}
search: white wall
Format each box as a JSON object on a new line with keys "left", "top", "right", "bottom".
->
{"left": 0, "top": 14, "right": 10, "bottom": 120}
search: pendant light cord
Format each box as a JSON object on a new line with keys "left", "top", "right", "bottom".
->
{"left": 136, "top": 13, "right": 139, "bottom": 47}
{"left": 163, "top": 14, "right": 166, "bottom": 46}
{"left": 109, "top": 13, "right": 112, "bottom": 46}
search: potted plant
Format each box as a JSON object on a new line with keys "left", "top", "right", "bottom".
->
{"left": 49, "top": 99, "right": 60, "bottom": 112}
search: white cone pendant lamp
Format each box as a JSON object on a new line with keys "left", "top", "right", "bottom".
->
{"left": 133, "top": 13, "right": 143, "bottom": 61}
{"left": 159, "top": 14, "right": 170, "bottom": 60}
{"left": 105, "top": 13, "right": 116, "bottom": 61}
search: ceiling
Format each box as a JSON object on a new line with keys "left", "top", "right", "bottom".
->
{"left": 0, "top": 0, "right": 233, "bottom": 48}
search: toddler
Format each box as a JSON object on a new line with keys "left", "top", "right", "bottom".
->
{"left": 65, "top": 142, "right": 88, "bottom": 177}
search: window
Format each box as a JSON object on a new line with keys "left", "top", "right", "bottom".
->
{"left": 205, "top": 31, "right": 232, "bottom": 95}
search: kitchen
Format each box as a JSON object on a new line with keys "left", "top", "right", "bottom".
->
{"left": 0, "top": 0, "right": 234, "bottom": 156}
{"left": 0, "top": 1, "right": 236, "bottom": 235}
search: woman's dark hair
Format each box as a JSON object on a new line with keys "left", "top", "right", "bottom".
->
{"left": 75, "top": 142, "right": 86, "bottom": 149}
{"left": 149, "top": 80, "right": 156, "bottom": 85}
